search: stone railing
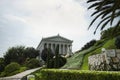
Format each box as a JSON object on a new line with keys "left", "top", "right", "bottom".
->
{"left": 88, "top": 49, "right": 120, "bottom": 71}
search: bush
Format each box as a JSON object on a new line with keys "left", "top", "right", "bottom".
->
{"left": 41, "top": 69, "right": 120, "bottom": 80}
{"left": 26, "top": 58, "right": 41, "bottom": 69}
{"left": 47, "top": 56, "right": 67, "bottom": 68}
{"left": 94, "top": 39, "right": 106, "bottom": 46}
{"left": 5, "top": 62, "right": 20, "bottom": 73}
{"left": 3, "top": 62, "right": 20, "bottom": 76}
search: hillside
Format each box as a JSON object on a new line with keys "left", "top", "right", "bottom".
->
{"left": 62, "top": 38, "right": 116, "bottom": 69}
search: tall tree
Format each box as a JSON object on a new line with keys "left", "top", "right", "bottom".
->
{"left": 87, "top": 0, "right": 120, "bottom": 34}
{"left": 4, "top": 46, "right": 25, "bottom": 65}
{"left": 0, "top": 58, "right": 5, "bottom": 72}
{"left": 41, "top": 48, "right": 54, "bottom": 62}
{"left": 4, "top": 46, "right": 39, "bottom": 65}
{"left": 24, "top": 47, "right": 39, "bottom": 59}
{"left": 54, "top": 45, "right": 60, "bottom": 68}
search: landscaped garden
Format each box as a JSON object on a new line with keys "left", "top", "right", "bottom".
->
{"left": 0, "top": 46, "right": 42, "bottom": 77}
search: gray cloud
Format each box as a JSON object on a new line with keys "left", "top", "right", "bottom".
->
{"left": 0, "top": 0, "right": 100, "bottom": 57}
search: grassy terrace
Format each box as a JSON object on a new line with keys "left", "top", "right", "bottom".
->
{"left": 62, "top": 38, "right": 116, "bottom": 70}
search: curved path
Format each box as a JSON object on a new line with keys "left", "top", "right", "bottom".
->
{"left": 0, "top": 67, "right": 41, "bottom": 80}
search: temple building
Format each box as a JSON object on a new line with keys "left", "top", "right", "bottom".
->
{"left": 37, "top": 34, "right": 73, "bottom": 59}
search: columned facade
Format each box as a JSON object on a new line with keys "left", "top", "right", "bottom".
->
{"left": 37, "top": 34, "right": 73, "bottom": 60}
{"left": 42, "top": 43, "right": 72, "bottom": 55}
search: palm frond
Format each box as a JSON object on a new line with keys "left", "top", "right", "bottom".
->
{"left": 87, "top": 0, "right": 120, "bottom": 33}
{"left": 87, "top": 0, "right": 97, "bottom": 3}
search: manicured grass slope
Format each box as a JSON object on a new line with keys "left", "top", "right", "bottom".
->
{"left": 62, "top": 38, "right": 116, "bottom": 70}
{"left": 81, "top": 38, "right": 115, "bottom": 70}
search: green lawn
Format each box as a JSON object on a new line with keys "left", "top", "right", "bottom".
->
{"left": 81, "top": 38, "right": 115, "bottom": 70}
{"left": 62, "top": 38, "right": 116, "bottom": 70}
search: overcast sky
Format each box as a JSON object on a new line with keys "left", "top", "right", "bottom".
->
{"left": 0, "top": 0, "right": 101, "bottom": 57}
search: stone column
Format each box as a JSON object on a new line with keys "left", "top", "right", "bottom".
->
{"left": 64, "top": 45, "right": 67, "bottom": 54}
{"left": 67, "top": 45, "right": 69, "bottom": 54}
{"left": 59, "top": 44, "right": 61, "bottom": 54}
{"left": 63, "top": 45, "right": 65, "bottom": 54}
{"left": 70, "top": 45, "right": 72, "bottom": 55}
{"left": 61, "top": 44, "right": 63, "bottom": 54}
{"left": 46, "top": 43, "right": 49, "bottom": 49}
{"left": 66, "top": 45, "right": 68, "bottom": 54}
{"left": 51, "top": 43, "right": 54, "bottom": 53}
{"left": 52, "top": 44, "right": 56, "bottom": 54}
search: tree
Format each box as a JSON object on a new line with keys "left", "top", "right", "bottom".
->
{"left": 4, "top": 46, "right": 25, "bottom": 65}
{"left": 4, "top": 46, "right": 39, "bottom": 65}
{"left": 24, "top": 47, "right": 39, "bottom": 59}
{"left": 87, "top": 0, "right": 120, "bottom": 34}
{"left": 0, "top": 58, "right": 5, "bottom": 72}
{"left": 54, "top": 45, "right": 60, "bottom": 68}
{"left": 53, "top": 45, "right": 67, "bottom": 68}
{"left": 25, "top": 58, "right": 41, "bottom": 69}
{"left": 81, "top": 39, "right": 96, "bottom": 51}
{"left": 41, "top": 48, "right": 54, "bottom": 62}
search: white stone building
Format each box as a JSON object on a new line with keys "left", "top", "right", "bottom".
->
{"left": 37, "top": 34, "right": 73, "bottom": 59}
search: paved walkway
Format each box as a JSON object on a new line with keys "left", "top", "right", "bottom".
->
{"left": 0, "top": 67, "right": 41, "bottom": 80}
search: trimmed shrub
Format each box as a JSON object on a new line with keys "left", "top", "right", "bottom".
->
{"left": 41, "top": 69, "right": 120, "bottom": 80}
{"left": 3, "top": 62, "right": 20, "bottom": 76}
{"left": 5, "top": 62, "right": 20, "bottom": 73}
{"left": 47, "top": 56, "right": 67, "bottom": 68}
{"left": 26, "top": 58, "right": 41, "bottom": 69}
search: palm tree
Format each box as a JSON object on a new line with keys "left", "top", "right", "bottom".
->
{"left": 87, "top": 0, "right": 120, "bottom": 34}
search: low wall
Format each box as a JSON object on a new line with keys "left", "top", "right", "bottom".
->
{"left": 88, "top": 49, "right": 120, "bottom": 71}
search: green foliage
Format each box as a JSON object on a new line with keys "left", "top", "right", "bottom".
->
{"left": 101, "top": 26, "right": 120, "bottom": 39}
{"left": 62, "top": 44, "right": 101, "bottom": 69}
{"left": 21, "top": 68, "right": 43, "bottom": 80}
{"left": 4, "top": 46, "right": 25, "bottom": 65}
{"left": 0, "top": 58, "right": 5, "bottom": 72}
{"left": 81, "top": 38, "right": 115, "bottom": 70}
{"left": 41, "top": 46, "right": 66, "bottom": 68}
{"left": 47, "top": 56, "right": 67, "bottom": 68}
{"left": 41, "top": 69, "right": 120, "bottom": 80}
{"left": 87, "top": 0, "right": 120, "bottom": 34}
{"left": 4, "top": 46, "right": 39, "bottom": 65}
{"left": 24, "top": 47, "right": 39, "bottom": 59}
{"left": 62, "top": 52, "right": 83, "bottom": 69}
{"left": 41, "top": 48, "right": 54, "bottom": 62}
{"left": 94, "top": 39, "right": 106, "bottom": 47}
{"left": 0, "top": 66, "right": 27, "bottom": 77}
{"left": 26, "top": 58, "right": 41, "bottom": 69}
{"left": 54, "top": 45, "right": 60, "bottom": 68}
{"left": 62, "top": 37, "right": 116, "bottom": 70}
{"left": 19, "top": 67, "right": 27, "bottom": 72}
{"left": 103, "top": 38, "right": 116, "bottom": 49}
{"left": 115, "top": 36, "right": 120, "bottom": 49}
{"left": 4, "top": 62, "right": 20, "bottom": 76}
{"left": 31, "top": 69, "right": 43, "bottom": 80}
{"left": 81, "top": 40, "right": 96, "bottom": 51}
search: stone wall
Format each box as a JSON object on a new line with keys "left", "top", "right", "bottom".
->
{"left": 88, "top": 49, "right": 120, "bottom": 71}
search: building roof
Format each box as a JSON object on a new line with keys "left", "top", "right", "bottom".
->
{"left": 41, "top": 34, "right": 73, "bottom": 43}
{"left": 37, "top": 34, "right": 73, "bottom": 49}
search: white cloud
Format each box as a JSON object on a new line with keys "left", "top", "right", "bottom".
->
{"left": 4, "top": 14, "right": 27, "bottom": 23}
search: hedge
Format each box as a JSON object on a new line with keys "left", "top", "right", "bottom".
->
{"left": 41, "top": 69, "right": 120, "bottom": 80}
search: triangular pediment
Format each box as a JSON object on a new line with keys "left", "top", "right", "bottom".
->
{"left": 42, "top": 35, "right": 72, "bottom": 43}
